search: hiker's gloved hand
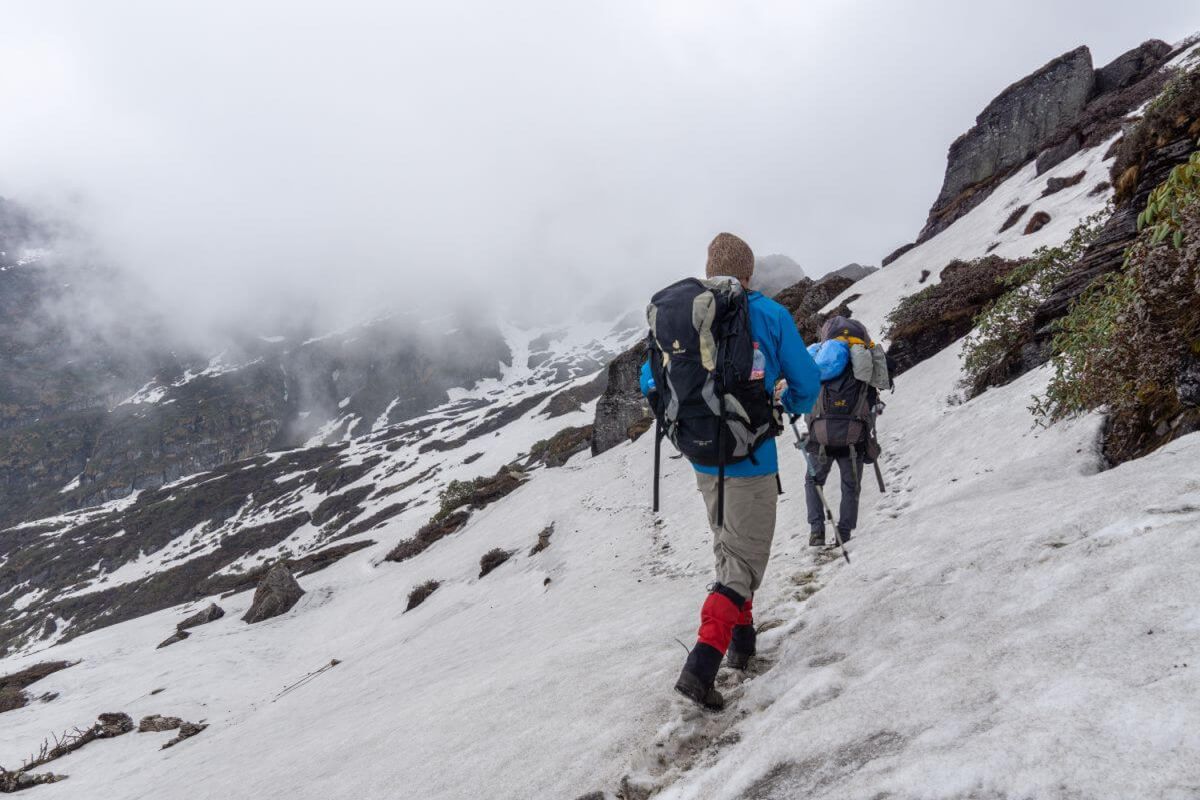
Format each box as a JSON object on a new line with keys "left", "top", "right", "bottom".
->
{"left": 873, "top": 401, "right": 886, "bottom": 416}
{"left": 774, "top": 379, "right": 787, "bottom": 402}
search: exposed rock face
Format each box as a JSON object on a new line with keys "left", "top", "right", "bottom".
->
{"left": 921, "top": 46, "right": 1096, "bottom": 242}
{"left": 592, "top": 341, "right": 652, "bottom": 456}
{"left": 773, "top": 274, "right": 857, "bottom": 343}
{"left": 1094, "top": 39, "right": 1173, "bottom": 95}
{"left": 178, "top": 603, "right": 225, "bottom": 631}
{"left": 241, "top": 563, "right": 305, "bottom": 624}
{"left": 544, "top": 371, "right": 607, "bottom": 418}
{"left": 1035, "top": 42, "right": 1174, "bottom": 175}
{"left": 919, "top": 40, "right": 1174, "bottom": 241}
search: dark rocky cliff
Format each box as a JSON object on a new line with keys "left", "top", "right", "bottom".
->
{"left": 916, "top": 41, "right": 1173, "bottom": 244}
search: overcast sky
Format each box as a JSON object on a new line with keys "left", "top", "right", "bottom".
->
{"left": 0, "top": 1, "right": 1196, "bottom": 332}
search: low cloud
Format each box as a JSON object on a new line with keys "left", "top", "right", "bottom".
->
{"left": 1, "top": 0, "right": 1195, "bottom": 338}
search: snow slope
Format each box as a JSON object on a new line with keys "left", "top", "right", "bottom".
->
{"left": 2, "top": 82, "right": 1200, "bottom": 800}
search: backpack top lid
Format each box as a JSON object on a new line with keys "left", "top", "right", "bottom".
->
{"left": 820, "top": 315, "right": 871, "bottom": 346}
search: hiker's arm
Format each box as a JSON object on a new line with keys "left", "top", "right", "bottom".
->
{"left": 639, "top": 359, "right": 653, "bottom": 397}
{"left": 777, "top": 312, "right": 820, "bottom": 415}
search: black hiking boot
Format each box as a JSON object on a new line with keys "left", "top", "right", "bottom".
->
{"left": 675, "top": 643, "right": 725, "bottom": 711}
{"left": 809, "top": 527, "right": 826, "bottom": 547}
{"left": 837, "top": 527, "right": 852, "bottom": 544}
{"left": 725, "top": 624, "right": 756, "bottom": 671}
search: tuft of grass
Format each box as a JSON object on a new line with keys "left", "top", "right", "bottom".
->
{"left": 478, "top": 548, "right": 512, "bottom": 578}
{"left": 405, "top": 580, "right": 441, "bottom": 612}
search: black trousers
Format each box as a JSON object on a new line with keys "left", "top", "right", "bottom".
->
{"left": 804, "top": 449, "right": 861, "bottom": 532}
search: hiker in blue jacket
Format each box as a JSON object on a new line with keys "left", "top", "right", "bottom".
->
{"left": 640, "top": 232, "right": 820, "bottom": 710}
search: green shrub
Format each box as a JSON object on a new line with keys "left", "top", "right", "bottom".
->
{"left": 960, "top": 210, "right": 1107, "bottom": 395}
{"left": 1034, "top": 145, "right": 1200, "bottom": 422}
{"left": 431, "top": 478, "right": 480, "bottom": 523}
{"left": 881, "top": 285, "right": 939, "bottom": 338}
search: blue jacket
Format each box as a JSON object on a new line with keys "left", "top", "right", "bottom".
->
{"left": 639, "top": 290, "right": 820, "bottom": 476}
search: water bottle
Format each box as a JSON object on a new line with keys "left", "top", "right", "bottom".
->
{"left": 750, "top": 342, "right": 765, "bottom": 381}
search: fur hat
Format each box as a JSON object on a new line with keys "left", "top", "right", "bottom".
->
{"left": 705, "top": 232, "right": 754, "bottom": 284}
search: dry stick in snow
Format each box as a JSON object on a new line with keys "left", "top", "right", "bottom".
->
{"left": 273, "top": 659, "right": 342, "bottom": 702}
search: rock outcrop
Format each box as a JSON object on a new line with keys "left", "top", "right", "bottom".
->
{"left": 885, "top": 256, "right": 1024, "bottom": 377}
{"left": 773, "top": 274, "right": 857, "bottom": 343}
{"left": 241, "top": 563, "right": 305, "bottom": 624}
{"left": 918, "top": 40, "right": 1174, "bottom": 242}
{"left": 592, "top": 341, "right": 652, "bottom": 456}
{"left": 920, "top": 47, "right": 1096, "bottom": 242}
{"left": 1094, "top": 39, "right": 1173, "bottom": 95}
{"left": 1033, "top": 67, "right": 1200, "bottom": 347}
{"left": 156, "top": 630, "right": 190, "bottom": 649}
{"left": 177, "top": 603, "right": 225, "bottom": 631}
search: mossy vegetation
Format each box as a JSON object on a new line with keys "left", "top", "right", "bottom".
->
{"left": 1033, "top": 144, "right": 1200, "bottom": 461}
{"left": 1112, "top": 63, "right": 1200, "bottom": 203}
{"left": 405, "top": 580, "right": 440, "bottom": 612}
{"left": 960, "top": 210, "right": 1108, "bottom": 396}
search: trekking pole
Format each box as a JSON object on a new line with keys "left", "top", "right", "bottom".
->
{"left": 790, "top": 417, "right": 850, "bottom": 564}
{"left": 653, "top": 420, "right": 663, "bottom": 513}
{"left": 868, "top": 412, "right": 886, "bottom": 493}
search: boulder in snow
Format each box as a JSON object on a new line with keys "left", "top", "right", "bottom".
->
{"left": 177, "top": 603, "right": 225, "bottom": 631}
{"left": 241, "top": 563, "right": 305, "bottom": 624}
{"left": 592, "top": 341, "right": 652, "bottom": 456}
{"left": 156, "top": 630, "right": 191, "bottom": 649}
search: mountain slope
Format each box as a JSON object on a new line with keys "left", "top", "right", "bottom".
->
{"left": 0, "top": 35, "right": 1198, "bottom": 800}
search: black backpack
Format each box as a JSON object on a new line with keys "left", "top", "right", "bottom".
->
{"left": 645, "top": 277, "right": 779, "bottom": 524}
{"left": 807, "top": 315, "right": 882, "bottom": 475}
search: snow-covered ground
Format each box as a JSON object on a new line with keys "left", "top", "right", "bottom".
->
{"left": 2, "top": 65, "right": 1200, "bottom": 799}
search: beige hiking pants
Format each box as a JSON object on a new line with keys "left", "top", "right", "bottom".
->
{"left": 694, "top": 472, "right": 779, "bottom": 600}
